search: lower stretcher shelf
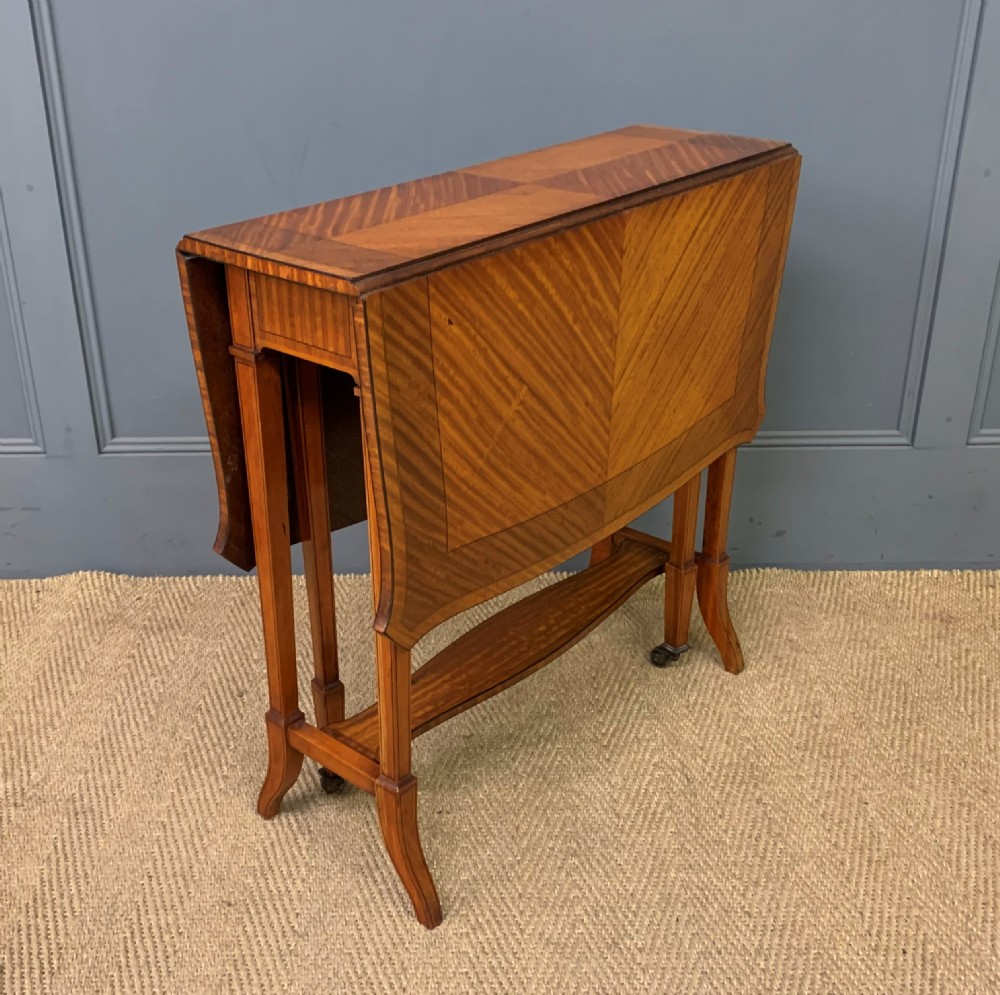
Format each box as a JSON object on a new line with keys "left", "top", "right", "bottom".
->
{"left": 329, "top": 535, "right": 671, "bottom": 761}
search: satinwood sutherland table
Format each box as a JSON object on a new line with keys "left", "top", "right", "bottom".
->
{"left": 176, "top": 125, "right": 800, "bottom": 928}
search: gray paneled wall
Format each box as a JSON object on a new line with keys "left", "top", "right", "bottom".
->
{"left": 1, "top": 0, "right": 998, "bottom": 577}
{"left": 973, "top": 296, "right": 1000, "bottom": 441}
{"left": 0, "top": 189, "right": 44, "bottom": 455}
{"left": 983, "top": 361, "right": 1000, "bottom": 433}
{"left": 0, "top": 255, "right": 32, "bottom": 445}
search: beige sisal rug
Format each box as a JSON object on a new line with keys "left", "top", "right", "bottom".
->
{"left": 1, "top": 569, "right": 998, "bottom": 993}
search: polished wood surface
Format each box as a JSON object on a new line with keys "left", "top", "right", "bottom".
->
{"left": 180, "top": 125, "right": 788, "bottom": 293}
{"left": 286, "top": 360, "right": 344, "bottom": 728}
{"left": 227, "top": 339, "right": 304, "bottom": 819}
{"left": 663, "top": 474, "right": 701, "bottom": 655}
{"left": 178, "top": 125, "right": 800, "bottom": 927}
{"left": 333, "top": 535, "right": 671, "bottom": 758}
{"left": 362, "top": 154, "right": 799, "bottom": 645}
{"left": 697, "top": 448, "right": 746, "bottom": 674}
{"left": 253, "top": 272, "right": 355, "bottom": 368}
{"left": 177, "top": 253, "right": 255, "bottom": 570}
{"left": 178, "top": 255, "right": 366, "bottom": 571}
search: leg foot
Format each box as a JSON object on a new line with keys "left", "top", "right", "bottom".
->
{"left": 650, "top": 642, "right": 689, "bottom": 667}
{"left": 257, "top": 709, "right": 305, "bottom": 819}
{"left": 696, "top": 556, "right": 744, "bottom": 674}
{"left": 318, "top": 766, "right": 345, "bottom": 794}
{"left": 375, "top": 775, "right": 442, "bottom": 929}
{"left": 697, "top": 448, "right": 745, "bottom": 674}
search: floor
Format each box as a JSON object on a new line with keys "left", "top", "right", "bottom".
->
{"left": 1, "top": 568, "right": 997, "bottom": 993}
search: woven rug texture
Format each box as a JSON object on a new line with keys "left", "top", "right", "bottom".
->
{"left": 1, "top": 569, "right": 997, "bottom": 994}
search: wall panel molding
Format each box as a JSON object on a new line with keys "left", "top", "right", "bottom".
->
{"left": 754, "top": 0, "right": 981, "bottom": 449}
{"left": 750, "top": 429, "right": 909, "bottom": 450}
{"left": 102, "top": 436, "right": 211, "bottom": 455}
{"left": 900, "top": 0, "right": 983, "bottom": 441}
{"left": 970, "top": 430, "right": 1000, "bottom": 445}
{"left": 967, "top": 255, "right": 1000, "bottom": 445}
{"left": 29, "top": 0, "right": 217, "bottom": 457}
{"left": 0, "top": 189, "right": 45, "bottom": 454}
{"left": 29, "top": 0, "right": 119, "bottom": 452}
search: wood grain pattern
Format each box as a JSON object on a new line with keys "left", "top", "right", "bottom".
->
{"left": 228, "top": 337, "right": 304, "bottom": 819}
{"left": 372, "top": 632, "right": 441, "bottom": 927}
{"left": 336, "top": 184, "right": 598, "bottom": 258}
{"left": 286, "top": 722, "right": 378, "bottom": 793}
{"left": 538, "top": 133, "right": 767, "bottom": 201}
{"left": 360, "top": 154, "right": 800, "bottom": 646}
{"left": 177, "top": 261, "right": 367, "bottom": 576}
{"left": 251, "top": 273, "right": 354, "bottom": 365}
{"left": 180, "top": 125, "right": 790, "bottom": 295}
{"left": 663, "top": 473, "right": 700, "bottom": 652}
{"left": 375, "top": 773, "right": 441, "bottom": 928}
{"left": 286, "top": 360, "right": 343, "bottom": 728}
{"left": 176, "top": 252, "right": 255, "bottom": 570}
{"left": 462, "top": 130, "right": 668, "bottom": 182}
{"left": 333, "top": 535, "right": 670, "bottom": 757}
{"left": 697, "top": 448, "right": 745, "bottom": 673}
{"left": 609, "top": 168, "right": 767, "bottom": 476}
{"left": 284, "top": 170, "right": 518, "bottom": 238}
{"left": 429, "top": 214, "right": 623, "bottom": 548}
{"left": 738, "top": 154, "right": 802, "bottom": 416}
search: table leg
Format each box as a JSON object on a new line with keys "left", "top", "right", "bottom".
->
{"left": 359, "top": 384, "right": 442, "bottom": 928}
{"left": 651, "top": 473, "right": 700, "bottom": 666}
{"left": 697, "top": 447, "right": 745, "bottom": 673}
{"left": 287, "top": 359, "right": 345, "bottom": 729}
{"left": 374, "top": 634, "right": 442, "bottom": 928}
{"left": 233, "top": 348, "right": 305, "bottom": 817}
{"left": 588, "top": 535, "right": 616, "bottom": 565}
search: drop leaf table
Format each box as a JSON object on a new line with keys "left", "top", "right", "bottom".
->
{"left": 177, "top": 125, "right": 800, "bottom": 928}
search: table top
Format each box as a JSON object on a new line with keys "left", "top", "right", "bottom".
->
{"left": 180, "top": 125, "right": 788, "bottom": 293}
